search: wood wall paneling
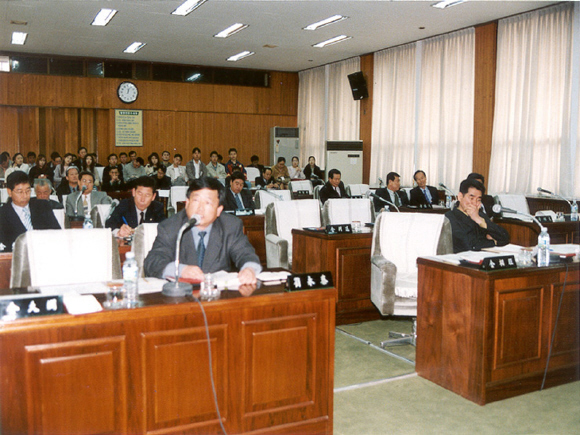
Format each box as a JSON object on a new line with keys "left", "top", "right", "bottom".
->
{"left": 359, "top": 54, "right": 374, "bottom": 185}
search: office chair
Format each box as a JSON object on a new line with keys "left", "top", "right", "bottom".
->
{"left": 289, "top": 180, "right": 313, "bottom": 198}
{"left": 254, "top": 189, "right": 292, "bottom": 212}
{"left": 132, "top": 223, "right": 159, "bottom": 277}
{"left": 345, "top": 184, "right": 370, "bottom": 198}
{"left": 495, "top": 194, "right": 531, "bottom": 221}
{"left": 91, "top": 204, "right": 112, "bottom": 228}
{"left": 370, "top": 212, "right": 453, "bottom": 349}
{"left": 265, "top": 199, "right": 321, "bottom": 269}
{"left": 322, "top": 198, "right": 375, "bottom": 226}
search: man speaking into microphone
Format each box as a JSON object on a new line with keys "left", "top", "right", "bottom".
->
{"left": 144, "top": 177, "right": 261, "bottom": 284}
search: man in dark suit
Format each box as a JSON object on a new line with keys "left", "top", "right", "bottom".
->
{"left": 55, "top": 166, "right": 80, "bottom": 200}
{"left": 32, "top": 179, "right": 63, "bottom": 209}
{"left": 409, "top": 170, "right": 439, "bottom": 207}
{"left": 319, "top": 169, "right": 349, "bottom": 205}
{"left": 144, "top": 177, "right": 261, "bottom": 284}
{"left": 106, "top": 176, "right": 166, "bottom": 238}
{"left": 0, "top": 172, "right": 61, "bottom": 252}
{"left": 101, "top": 167, "right": 126, "bottom": 192}
{"left": 222, "top": 171, "right": 256, "bottom": 211}
{"left": 255, "top": 167, "right": 280, "bottom": 190}
{"left": 102, "top": 153, "right": 125, "bottom": 185}
{"left": 373, "top": 171, "right": 409, "bottom": 212}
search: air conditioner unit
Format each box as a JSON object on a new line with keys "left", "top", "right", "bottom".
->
{"left": 325, "top": 140, "right": 363, "bottom": 186}
{"left": 270, "top": 127, "right": 299, "bottom": 166}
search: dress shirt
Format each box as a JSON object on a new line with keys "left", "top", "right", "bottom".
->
{"left": 11, "top": 203, "right": 33, "bottom": 231}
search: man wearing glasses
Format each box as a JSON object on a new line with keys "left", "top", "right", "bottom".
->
{"left": 65, "top": 171, "right": 112, "bottom": 219}
{"left": 0, "top": 171, "right": 61, "bottom": 252}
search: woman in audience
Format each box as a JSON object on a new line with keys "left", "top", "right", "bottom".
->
{"left": 28, "top": 154, "right": 54, "bottom": 184}
{"left": 146, "top": 152, "right": 161, "bottom": 175}
{"left": 53, "top": 153, "right": 74, "bottom": 188}
{"left": 82, "top": 153, "right": 101, "bottom": 186}
{"left": 289, "top": 156, "right": 305, "bottom": 179}
{"left": 303, "top": 155, "right": 323, "bottom": 181}
{"left": 4, "top": 153, "right": 30, "bottom": 178}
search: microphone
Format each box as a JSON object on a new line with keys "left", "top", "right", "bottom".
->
{"left": 439, "top": 183, "right": 455, "bottom": 196}
{"left": 74, "top": 185, "right": 87, "bottom": 216}
{"left": 378, "top": 177, "right": 384, "bottom": 187}
{"left": 162, "top": 214, "right": 201, "bottom": 297}
{"left": 537, "top": 187, "right": 573, "bottom": 206}
{"left": 492, "top": 204, "right": 546, "bottom": 231}
{"left": 106, "top": 199, "right": 120, "bottom": 221}
{"left": 366, "top": 190, "right": 400, "bottom": 212}
{"left": 257, "top": 185, "right": 283, "bottom": 200}
{"left": 310, "top": 173, "right": 320, "bottom": 181}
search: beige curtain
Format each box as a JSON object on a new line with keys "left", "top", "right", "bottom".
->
{"left": 298, "top": 66, "right": 326, "bottom": 167}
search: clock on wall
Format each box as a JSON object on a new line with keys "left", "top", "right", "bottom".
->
{"left": 117, "top": 81, "right": 138, "bottom": 104}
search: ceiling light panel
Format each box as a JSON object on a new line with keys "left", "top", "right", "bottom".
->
{"left": 91, "top": 8, "right": 117, "bottom": 26}
{"left": 11, "top": 32, "right": 27, "bottom": 45}
{"left": 214, "top": 23, "right": 249, "bottom": 38}
{"left": 227, "top": 51, "right": 254, "bottom": 62}
{"left": 124, "top": 42, "right": 146, "bottom": 54}
{"left": 431, "top": 1, "right": 466, "bottom": 10}
{"left": 172, "top": 0, "right": 208, "bottom": 16}
{"left": 313, "top": 35, "right": 352, "bottom": 48}
{"left": 304, "top": 15, "right": 348, "bottom": 31}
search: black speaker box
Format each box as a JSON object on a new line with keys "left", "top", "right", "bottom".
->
{"left": 347, "top": 71, "right": 369, "bottom": 100}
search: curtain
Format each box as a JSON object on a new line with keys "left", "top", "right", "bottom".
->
{"left": 327, "top": 57, "right": 360, "bottom": 142}
{"left": 298, "top": 66, "right": 326, "bottom": 167}
{"left": 489, "top": 2, "right": 579, "bottom": 197}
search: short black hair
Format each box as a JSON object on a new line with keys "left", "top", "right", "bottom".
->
{"left": 413, "top": 170, "right": 426, "bottom": 181}
{"left": 210, "top": 150, "right": 218, "bottom": 157}
{"left": 7, "top": 171, "right": 29, "bottom": 190}
{"left": 27, "top": 151, "right": 36, "bottom": 158}
{"left": 135, "top": 157, "right": 145, "bottom": 166}
{"left": 133, "top": 176, "right": 156, "bottom": 192}
{"left": 50, "top": 151, "right": 60, "bottom": 160}
{"left": 174, "top": 154, "right": 182, "bottom": 160}
{"left": 292, "top": 156, "right": 299, "bottom": 162}
{"left": 466, "top": 172, "right": 485, "bottom": 185}
{"left": 328, "top": 169, "right": 341, "bottom": 179}
{"left": 228, "top": 148, "right": 237, "bottom": 154}
{"left": 77, "top": 147, "right": 87, "bottom": 153}
{"left": 230, "top": 171, "right": 246, "bottom": 183}
{"left": 187, "top": 177, "right": 225, "bottom": 203}
{"left": 128, "top": 150, "right": 137, "bottom": 157}
{"left": 251, "top": 155, "right": 259, "bottom": 162}
{"left": 263, "top": 167, "right": 272, "bottom": 175}
{"left": 156, "top": 164, "right": 167, "bottom": 174}
{"left": 192, "top": 147, "right": 201, "bottom": 154}
{"left": 277, "top": 156, "right": 286, "bottom": 163}
{"left": 107, "top": 153, "right": 117, "bottom": 160}
{"left": 119, "top": 152, "right": 128, "bottom": 157}
{"left": 0, "top": 153, "right": 9, "bottom": 164}
{"left": 162, "top": 150, "right": 170, "bottom": 156}
{"left": 386, "top": 172, "right": 400, "bottom": 183}
{"left": 79, "top": 170, "right": 95, "bottom": 182}
{"left": 459, "top": 178, "right": 485, "bottom": 195}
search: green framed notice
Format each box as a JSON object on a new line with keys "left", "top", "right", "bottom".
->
{"left": 115, "top": 109, "right": 143, "bottom": 147}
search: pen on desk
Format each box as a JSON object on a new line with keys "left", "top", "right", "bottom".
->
{"left": 122, "top": 216, "right": 129, "bottom": 226}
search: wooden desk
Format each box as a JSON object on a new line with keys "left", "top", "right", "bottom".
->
{"left": 240, "top": 214, "right": 266, "bottom": 266}
{"left": 526, "top": 196, "right": 579, "bottom": 214}
{"left": 0, "top": 285, "right": 336, "bottom": 435}
{"left": 292, "top": 228, "right": 380, "bottom": 325}
{"left": 495, "top": 217, "right": 580, "bottom": 246}
{"left": 0, "top": 252, "right": 10, "bottom": 289}
{"left": 416, "top": 257, "right": 580, "bottom": 405}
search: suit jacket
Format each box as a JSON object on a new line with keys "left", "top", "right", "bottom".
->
{"left": 101, "top": 179, "right": 127, "bottom": 193}
{"left": 30, "top": 197, "right": 64, "bottom": 210}
{"left": 144, "top": 210, "right": 260, "bottom": 277}
{"left": 409, "top": 185, "right": 439, "bottom": 206}
{"left": 55, "top": 182, "right": 79, "bottom": 201}
{"left": 222, "top": 188, "right": 256, "bottom": 211}
{"left": 373, "top": 187, "right": 409, "bottom": 212}
{"left": 319, "top": 181, "right": 349, "bottom": 204}
{"left": 0, "top": 200, "right": 61, "bottom": 252}
{"left": 185, "top": 160, "right": 208, "bottom": 180}
{"left": 102, "top": 165, "right": 125, "bottom": 184}
{"left": 66, "top": 190, "right": 112, "bottom": 217}
{"left": 105, "top": 197, "right": 166, "bottom": 230}
{"left": 445, "top": 206, "right": 510, "bottom": 253}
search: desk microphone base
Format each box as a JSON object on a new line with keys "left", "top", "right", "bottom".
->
{"left": 162, "top": 281, "right": 193, "bottom": 297}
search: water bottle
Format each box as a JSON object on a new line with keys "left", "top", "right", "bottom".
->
{"left": 445, "top": 195, "right": 452, "bottom": 209}
{"left": 571, "top": 201, "right": 578, "bottom": 222}
{"left": 123, "top": 252, "right": 139, "bottom": 307}
{"left": 537, "top": 227, "right": 550, "bottom": 267}
{"left": 82, "top": 214, "right": 93, "bottom": 229}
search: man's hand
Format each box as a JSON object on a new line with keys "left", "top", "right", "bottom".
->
{"left": 238, "top": 268, "right": 257, "bottom": 285}
{"left": 464, "top": 204, "right": 485, "bottom": 226}
{"left": 181, "top": 265, "right": 204, "bottom": 281}
{"left": 117, "top": 224, "right": 134, "bottom": 238}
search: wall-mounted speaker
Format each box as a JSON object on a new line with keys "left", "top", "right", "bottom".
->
{"left": 347, "top": 71, "right": 369, "bottom": 100}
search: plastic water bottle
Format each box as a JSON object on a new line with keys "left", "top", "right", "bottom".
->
{"left": 445, "top": 195, "right": 452, "bottom": 209}
{"left": 537, "top": 227, "right": 550, "bottom": 267}
{"left": 123, "top": 252, "right": 139, "bottom": 307}
{"left": 82, "top": 214, "right": 93, "bottom": 229}
{"left": 571, "top": 201, "right": 578, "bottom": 222}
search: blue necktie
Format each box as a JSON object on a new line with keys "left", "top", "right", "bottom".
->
{"left": 235, "top": 194, "right": 244, "bottom": 210}
{"left": 197, "top": 231, "right": 206, "bottom": 267}
{"left": 23, "top": 207, "right": 33, "bottom": 231}
{"left": 423, "top": 188, "right": 432, "bottom": 204}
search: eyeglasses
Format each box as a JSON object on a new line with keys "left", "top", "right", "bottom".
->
{"left": 11, "top": 188, "right": 31, "bottom": 195}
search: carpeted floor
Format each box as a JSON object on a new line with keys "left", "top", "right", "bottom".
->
{"left": 334, "top": 319, "right": 580, "bottom": 434}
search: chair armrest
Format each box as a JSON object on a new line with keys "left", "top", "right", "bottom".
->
{"left": 370, "top": 255, "right": 397, "bottom": 316}
{"left": 265, "top": 233, "right": 289, "bottom": 269}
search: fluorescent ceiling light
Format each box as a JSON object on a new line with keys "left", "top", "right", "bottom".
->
{"left": 304, "top": 15, "right": 348, "bottom": 31}
{"left": 227, "top": 51, "right": 254, "bottom": 62}
{"left": 172, "top": 0, "right": 207, "bottom": 16}
{"left": 214, "top": 23, "right": 249, "bottom": 38}
{"left": 11, "top": 32, "right": 27, "bottom": 45}
{"left": 313, "top": 35, "right": 352, "bottom": 48}
{"left": 186, "top": 73, "right": 202, "bottom": 82}
{"left": 124, "top": 42, "right": 146, "bottom": 54}
{"left": 431, "top": 0, "right": 465, "bottom": 10}
{"left": 91, "top": 8, "right": 117, "bottom": 26}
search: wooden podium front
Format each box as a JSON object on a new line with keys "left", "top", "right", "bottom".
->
{"left": 416, "top": 257, "right": 579, "bottom": 405}
{"left": 292, "top": 228, "right": 380, "bottom": 325}
{"left": 0, "top": 285, "right": 336, "bottom": 435}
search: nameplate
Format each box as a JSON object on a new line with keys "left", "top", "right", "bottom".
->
{"left": 536, "top": 215, "right": 553, "bottom": 223}
{"left": 418, "top": 203, "right": 433, "bottom": 209}
{"left": 325, "top": 224, "right": 352, "bottom": 235}
{"left": 480, "top": 255, "right": 517, "bottom": 271}
{"left": 286, "top": 271, "right": 333, "bottom": 291}
{"left": 234, "top": 208, "right": 255, "bottom": 216}
{"left": 1, "top": 295, "right": 65, "bottom": 321}
{"left": 296, "top": 190, "right": 310, "bottom": 195}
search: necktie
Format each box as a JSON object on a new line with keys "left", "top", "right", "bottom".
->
{"left": 139, "top": 211, "right": 144, "bottom": 224}
{"left": 335, "top": 186, "right": 340, "bottom": 197}
{"left": 423, "top": 188, "right": 432, "bottom": 204}
{"left": 394, "top": 192, "right": 401, "bottom": 207}
{"left": 83, "top": 195, "right": 88, "bottom": 215}
{"left": 235, "top": 194, "right": 244, "bottom": 210}
{"left": 197, "top": 231, "right": 206, "bottom": 267}
{"left": 23, "top": 207, "right": 33, "bottom": 231}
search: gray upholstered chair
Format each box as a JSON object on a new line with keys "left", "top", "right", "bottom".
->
{"left": 91, "top": 203, "right": 112, "bottom": 228}
{"left": 289, "top": 179, "right": 313, "bottom": 198}
{"left": 322, "top": 198, "right": 375, "bottom": 226}
{"left": 132, "top": 223, "right": 159, "bottom": 277}
{"left": 10, "top": 228, "right": 122, "bottom": 288}
{"left": 370, "top": 212, "right": 453, "bottom": 348}
{"left": 313, "top": 184, "right": 323, "bottom": 200}
{"left": 346, "top": 184, "right": 370, "bottom": 198}
{"left": 254, "top": 189, "right": 292, "bottom": 212}
{"left": 265, "top": 199, "right": 322, "bottom": 269}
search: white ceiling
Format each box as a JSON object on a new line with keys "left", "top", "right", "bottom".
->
{"left": 0, "top": 0, "right": 560, "bottom": 72}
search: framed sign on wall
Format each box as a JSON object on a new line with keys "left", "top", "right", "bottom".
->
{"left": 115, "top": 109, "right": 143, "bottom": 147}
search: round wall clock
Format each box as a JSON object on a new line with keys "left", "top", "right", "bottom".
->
{"left": 117, "top": 81, "right": 138, "bottom": 104}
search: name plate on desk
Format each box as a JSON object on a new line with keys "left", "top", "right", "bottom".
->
{"left": 225, "top": 208, "right": 255, "bottom": 216}
{"left": 480, "top": 255, "right": 517, "bottom": 271}
{"left": 326, "top": 224, "right": 352, "bottom": 234}
{"left": 536, "top": 215, "right": 553, "bottom": 223}
{"left": 296, "top": 190, "right": 310, "bottom": 195}
{"left": 287, "top": 271, "right": 333, "bottom": 291}
{"left": 1, "top": 295, "right": 64, "bottom": 321}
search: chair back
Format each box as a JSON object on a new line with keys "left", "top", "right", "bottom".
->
{"left": 170, "top": 186, "right": 189, "bottom": 212}
{"left": 132, "top": 223, "right": 159, "bottom": 277}
{"left": 495, "top": 194, "right": 531, "bottom": 220}
{"left": 322, "top": 198, "right": 374, "bottom": 226}
{"left": 255, "top": 189, "right": 291, "bottom": 211}
{"left": 246, "top": 167, "right": 260, "bottom": 184}
{"left": 346, "top": 184, "right": 370, "bottom": 197}
{"left": 95, "top": 166, "right": 105, "bottom": 181}
{"left": 0, "top": 188, "right": 8, "bottom": 203}
{"left": 10, "top": 228, "right": 122, "bottom": 288}
{"left": 52, "top": 209, "right": 65, "bottom": 229}
{"left": 91, "top": 204, "right": 112, "bottom": 228}
{"left": 313, "top": 184, "right": 323, "bottom": 199}
{"left": 289, "top": 180, "right": 313, "bottom": 195}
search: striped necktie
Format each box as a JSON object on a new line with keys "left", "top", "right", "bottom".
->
{"left": 235, "top": 194, "right": 244, "bottom": 210}
{"left": 23, "top": 207, "right": 33, "bottom": 231}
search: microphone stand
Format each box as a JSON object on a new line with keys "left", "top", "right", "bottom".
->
{"left": 537, "top": 187, "right": 574, "bottom": 208}
{"left": 257, "top": 186, "right": 283, "bottom": 200}
{"left": 366, "top": 191, "right": 400, "bottom": 212}
{"left": 73, "top": 186, "right": 87, "bottom": 221}
{"left": 492, "top": 205, "right": 547, "bottom": 232}
{"left": 162, "top": 215, "right": 200, "bottom": 297}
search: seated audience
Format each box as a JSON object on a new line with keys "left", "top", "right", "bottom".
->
{"left": 28, "top": 154, "right": 54, "bottom": 184}
{"left": 0, "top": 172, "right": 61, "bottom": 252}
{"left": 167, "top": 154, "right": 188, "bottom": 185}
{"left": 247, "top": 155, "right": 265, "bottom": 174}
{"left": 223, "top": 172, "right": 256, "bottom": 211}
{"left": 224, "top": 148, "right": 247, "bottom": 177}
{"left": 466, "top": 172, "right": 498, "bottom": 217}
{"left": 144, "top": 177, "right": 261, "bottom": 283}
{"left": 81, "top": 153, "right": 101, "bottom": 186}
{"left": 271, "top": 156, "right": 291, "bottom": 188}
{"left": 53, "top": 153, "right": 74, "bottom": 188}
{"left": 119, "top": 152, "right": 129, "bottom": 166}
{"left": 26, "top": 151, "right": 37, "bottom": 168}
{"left": 373, "top": 172, "right": 409, "bottom": 212}
{"left": 303, "top": 155, "right": 324, "bottom": 181}
{"left": 123, "top": 157, "right": 147, "bottom": 186}
{"left": 72, "top": 147, "right": 87, "bottom": 169}
{"left": 127, "top": 150, "right": 138, "bottom": 166}
{"left": 255, "top": 167, "right": 280, "bottom": 189}
{"left": 32, "top": 179, "right": 63, "bottom": 209}
{"left": 49, "top": 152, "right": 61, "bottom": 172}
{"left": 4, "top": 152, "right": 30, "bottom": 178}
{"left": 101, "top": 167, "right": 126, "bottom": 192}
{"left": 161, "top": 150, "right": 172, "bottom": 167}
{"left": 65, "top": 171, "right": 112, "bottom": 218}
{"left": 409, "top": 170, "right": 439, "bottom": 207}
{"left": 55, "top": 166, "right": 80, "bottom": 200}
{"left": 106, "top": 176, "right": 166, "bottom": 238}
{"left": 186, "top": 147, "right": 207, "bottom": 180}
{"left": 206, "top": 150, "right": 227, "bottom": 179}
{"left": 153, "top": 165, "right": 172, "bottom": 191}
{"left": 445, "top": 178, "right": 510, "bottom": 253}
{"left": 102, "top": 153, "right": 124, "bottom": 185}
{"left": 319, "top": 169, "right": 349, "bottom": 205}
{"left": 289, "top": 156, "right": 305, "bottom": 179}
{"left": 0, "top": 152, "right": 10, "bottom": 180}
{"left": 145, "top": 152, "right": 161, "bottom": 176}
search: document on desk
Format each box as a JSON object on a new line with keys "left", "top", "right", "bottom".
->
{"left": 37, "top": 278, "right": 167, "bottom": 296}
{"left": 483, "top": 243, "right": 525, "bottom": 254}
{"left": 431, "top": 251, "right": 507, "bottom": 265}
{"left": 62, "top": 294, "right": 103, "bottom": 314}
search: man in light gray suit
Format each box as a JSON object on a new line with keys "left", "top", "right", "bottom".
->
{"left": 185, "top": 147, "right": 208, "bottom": 181}
{"left": 65, "top": 171, "right": 112, "bottom": 218}
{"left": 144, "top": 177, "right": 261, "bottom": 284}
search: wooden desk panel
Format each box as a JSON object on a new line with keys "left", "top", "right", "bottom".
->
{"left": 0, "top": 287, "right": 336, "bottom": 435}
{"left": 240, "top": 214, "right": 266, "bottom": 266}
{"left": 292, "top": 229, "right": 380, "bottom": 325}
{"left": 526, "top": 196, "right": 579, "bottom": 215}
{"left": 0, "top": 253, "right": 11, "bottom": 289}
{"left": 495, "top": 218, "right": 580, "bottom": 246}
{"left": 416, "top": 258, "right": 580, "bottom": 405}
